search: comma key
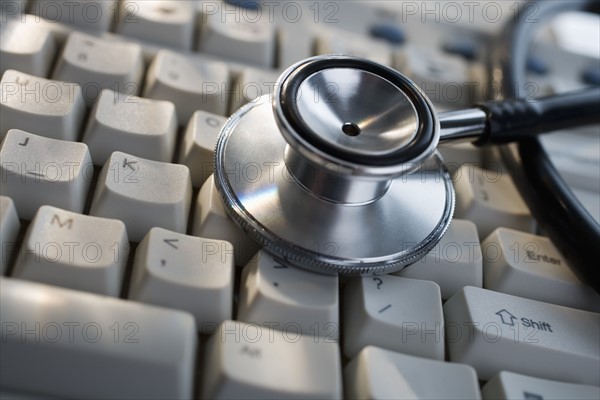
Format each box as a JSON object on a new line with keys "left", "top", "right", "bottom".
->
{"left": 0, "top": 277, "right": 196, "bottom": 399}
{"left": 0, "top": 130, "right": 92, "bottom": 220}
{"left": 444, "top": 286, "right": 600, "bottom": 385}
{"left": 129, "top": 227, "right": 234, "bottom": 333}
{"left": 89, "top": 151, "right": 192, "bottom": 242}
{"left": 12, "top": 205, "right": 129, "bottom": 297}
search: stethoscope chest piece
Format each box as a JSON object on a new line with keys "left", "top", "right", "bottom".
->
{"left": 214, "top": 56, "right": 455, "bottom": 275}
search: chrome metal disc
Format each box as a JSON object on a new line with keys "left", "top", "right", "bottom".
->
{"left": 214, "top": 96, "right": 455, "bottom": 275}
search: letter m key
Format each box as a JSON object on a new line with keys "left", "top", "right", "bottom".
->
{"left": 51, "top": 214, "right": 73, "bottom": 229}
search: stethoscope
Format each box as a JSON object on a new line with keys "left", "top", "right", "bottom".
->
{"left": 213, "top": 1, "right": 600, "bottom": 291}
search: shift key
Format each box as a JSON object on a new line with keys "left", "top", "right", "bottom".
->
{"left": 444, "top": 286, "right": 599, "bottom": 385}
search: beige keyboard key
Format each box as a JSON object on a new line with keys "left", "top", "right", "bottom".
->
{"left": 116, "top": 0, "right": 195, "bottom": 50}
{"left": 0, "top": 277, "right": 197, "bottom": 399}
{"left": 482, "top": 228, "right": 599, "bottom": 312}
{"left": 29, "top": 0, "right": 115, "bottom": 31}
{"left": 83, "top": 89, "right": 177, "bottom": 165}
{"left": 178, "top": 110, "right": 227, "bottom": 188}
{"left": 12, "top": 205, "right": 129, "bottom": 297}
{"left": 129, "top": 227, "right": 234, "bottom": 333}
{"left": 0, "top": 130, "right": 92, "bottom": 220}
{"left": 192, "top": 175, "right": 260, "bottom": 266}
{"left": 394, "top": 219, "right": 483, "bottom": 300}
{"left": 0, "top": 70, "right": 86, "bottom": 141}
{"left": 482, "top": 371, "right": 600, "bottom": 400}
{"left": 453, "top": 165, "right": 533, "bottom": 239}
{"left": 0, "top": 196, "right": 20, "bottom": 275}
{"left": 53, "top": 32, "right": 144, "bottom": 104}
{"left": 237, "top": 249, "right": 339, "bottom": 340}
{"left": 144, "top": 50, "right": 230, "bottom": 123}
{"left": 315, "top": 28, "right": 391, "bottom": 66}
{"left": 0, "top": 20, "right": 57, "bottom": 77}
{"left": 89, "top": 151, "right": 192, "bottom": 242}
{"left": 345, "top": 346, "right": 481, "bottom": 400}
{"left": 343, "top": 275, "right": 444, "bottom": 360}
{"left": 444, "top": 286, "right": 600, "bottom": 385}
{"left": 197, "top": 3, "right": 276, "bottom": 68}
{"left": 229, "top": 67, "right": 279, "bottom": 114}
{"left": 202, "top": 320, "right": 342, "bottom": 399}
{"left": 395, "top": 46, "right": 484, "bottom": 107}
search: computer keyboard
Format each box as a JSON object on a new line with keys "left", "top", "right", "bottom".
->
{"left": 0, "top": 1, "right": 599, "bottom": 399}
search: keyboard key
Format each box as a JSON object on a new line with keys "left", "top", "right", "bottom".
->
{"left": 89, "top": 151, "right": 192, "bottom": 242}
{"left": 192, "top": 175, "right": 260, "bottom": 266}
{"left": 12, "top": 205, "right": 129, "bottom": 297}
{"left": 53, "top": 32, "right": 144, "bottom": 104}
{"left": 237, "top": 249, "right": 339, "bottom": 340}
{"left": 453, "top": 165, "right": 533, "bottom": 239}
{"left": 482, "top": 371, "right": 600, "bottom": 400}
{"left": 343, "top": 275, "right": 444, "bottom": 360}
{"left": 144, "top": 50, "right": 230, "bottom": 123}
{"left": 224, "top": 0, "right": 260, "bottom": 10}
{"left": 29, "top": 0, "right": 115, "bottom": 32}
{"left": 395, "top": 46, "right": 483, "bottom": 107}
{"left": 178, "top": 110, "right": 227, "bottom": 188}
{"left": 0, "top": 196, "right": 20, "bottom": 275}
{"left": 526, "top": 55, "right": 550, "bottom": 75}
{"left": 0, "top": 20, "right": 57, "bottom": 77}
{"left": 442, "top": 39, "right": 478, "bottom": 61}
{"left": 0, "top": 277, "right": 197, "bottom": 399}
{"left": 540, "top": 128, "right": 600, "bottom": 192}
{"left": 197, "top": 4, "right": 276, "bottom": 68}
{"left": 393, "top": 219, "right": 483, "bottom": 300}
{"left": 345, "top": 346, "right": 481, "bottom": 399}
{"left": 229, "top": 67, "right": 279, "bottom": 114}
{"left": 581, "top": 64, "right": 600, "bottom": 86}
{"left": 444, "top": 286, "right": 600, "bottom": 385}
{"left": 369, "top": 23, "right": 405, "bottom": 45}
{"left": 83, "top": 89, "right": 177, "bottom": 165}
{"left": 202, "top": 320, "right": 342, "bottom": 399}
{"left": 116, "top": 0, "right": 194, "bottom": 50}
{"left": 315, "top": 29, "right": 391, "bottom": 66}
{"left": 482, "top": 228, "right": 599, "bottom": 312}
{"left": 0, "top": 70, "right": 86, "bottom": 141}
{"left": 129, "top": 227, "right": 234, "bottom": 333}
{"left": 438, "top": 142, "right": 484, "bottom": 169}
{"left": 0, "top": 129, "right": 92, "bottom": 220}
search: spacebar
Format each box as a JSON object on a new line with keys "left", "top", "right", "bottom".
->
{"left": 0, "top": 278, "right": 197, "bottom": 399}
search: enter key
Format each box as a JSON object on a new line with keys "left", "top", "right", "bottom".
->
{"left": 444, "top": 286, "right": 599, "bottom": 385}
